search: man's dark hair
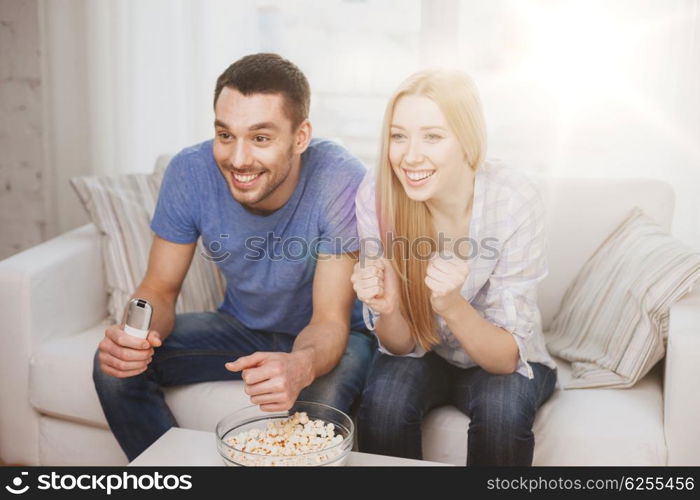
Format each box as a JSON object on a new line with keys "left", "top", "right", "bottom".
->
{"left": 214, "top": 53, "right": 310, "bottom": 128}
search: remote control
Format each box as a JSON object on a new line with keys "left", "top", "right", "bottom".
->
{"left": 122, "top": 298, "right": 153, "bottom": 339}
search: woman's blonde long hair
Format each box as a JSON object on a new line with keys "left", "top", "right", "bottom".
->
{"left": 376, "top": 69, "right": 487, "bottom": 351}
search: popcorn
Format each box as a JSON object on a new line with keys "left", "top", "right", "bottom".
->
{"left": 223, "top": 412, "right": 347, "bottom": 466}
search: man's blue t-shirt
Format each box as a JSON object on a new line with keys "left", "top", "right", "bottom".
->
{"left": 150, "top": 138, "right": 366, "bottom": 336}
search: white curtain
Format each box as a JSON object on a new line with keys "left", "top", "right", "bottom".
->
{"left": 456, "top": 0, "right": 700, "bottom": 248}
{"left": 80, "top": 0, "right": 423, "bottom": 175}
{"left": 82, "top": 0, "right": 257, "bottom": 176}
{"left": 62, "top": 0, "right": 699, "bottom": 247}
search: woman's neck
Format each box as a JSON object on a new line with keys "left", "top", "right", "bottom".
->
{"left": 426, "top": 170, "right": 475, "bottom": 224}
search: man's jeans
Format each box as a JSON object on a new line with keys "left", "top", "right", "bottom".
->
{"left": 93, "top": 311, "right": 375, "bottom": 461}
{"left": 357, "top": 352, "right": 557, "bottom": 466}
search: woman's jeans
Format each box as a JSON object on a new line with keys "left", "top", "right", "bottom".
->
{"left": 93, "top": 310, "right": 375, "bottom": 461}
{"left": 357, "top": 352, "right": 557, "bottom": 466}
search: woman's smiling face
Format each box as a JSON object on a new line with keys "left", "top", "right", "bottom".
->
{"left": 388, "top": 94, "right": 466, "bottom": 203}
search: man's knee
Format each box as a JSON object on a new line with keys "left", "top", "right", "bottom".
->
{"left": 333, "top": 331, "right": 375, "bottom": 381}
{"left": 298, "top": 332, "right": 375, "bottom": 410}
{"left": 92, "top": 347, "right": 145, "bottom": 396}
{"left": 92, "top": 347, "right": 109, "bottom": 385}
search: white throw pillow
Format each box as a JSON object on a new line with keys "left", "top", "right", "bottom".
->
{"left": 546, "top": 207, "right": 700, "bottom": 389}
{"left": 70, "top": 156, "right": 225, "bottom": 324}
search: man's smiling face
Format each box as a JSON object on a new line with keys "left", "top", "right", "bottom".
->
{"left": 213, "top": 87, "right": 305, "bottom": 213}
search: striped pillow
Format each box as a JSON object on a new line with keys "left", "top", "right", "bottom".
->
{"left": 546, "top": 207, "right": 700, "bottom": 389}
{"left": 70, "top": 156, "right": 225, "bottom": 324}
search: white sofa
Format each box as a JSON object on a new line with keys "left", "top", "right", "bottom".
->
{"left": 1, "top": 175, "right": 699, "bottom": 466}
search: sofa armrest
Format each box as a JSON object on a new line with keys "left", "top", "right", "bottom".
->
{"left": 0, "top": 223, "right": 107, "bottom": 465}
{"left": 664, "top": 284, "right": 700, "bottom": 465}
{"left": 0, "top": 223, "right": 108, "bottom": 343}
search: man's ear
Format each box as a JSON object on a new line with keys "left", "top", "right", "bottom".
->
{"left": 293, "top": 119, "right": 312, "bottom": 155}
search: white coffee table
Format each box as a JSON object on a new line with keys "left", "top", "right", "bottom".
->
{"left": 129, "top": 427, "right": 447, "bottom": 466}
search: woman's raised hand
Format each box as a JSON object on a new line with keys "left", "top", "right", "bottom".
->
{"left": 425, "top": 251, "right": 470, "bottom": 314}
{"left": 351, "top": 257, "right": 400, "bottom": 316}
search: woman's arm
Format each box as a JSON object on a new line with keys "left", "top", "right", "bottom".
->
{"left": 438, "top": 296, "right": 519, "bottom": 374}
{"left": 371, "top": 268, "right": 415, "bottom": 355}
{"left": 353, "top": 171, "right": 418, "bottom": 356}
{"left": 374, "top": 314, "right": 415, "bottom": 354}
{"left": 426, "top": 179, "right": 548, "bottom": 377}
{"left": 426, "top": 254, "right": 519, "bottom": 374}
{"left": 351, "top": 258, "right": 416, "bottom": 355}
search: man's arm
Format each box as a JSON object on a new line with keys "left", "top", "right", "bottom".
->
{"left": 292, "top": 251, "right": 356, "bottom": 381}
{"left": 97, "top": 235, "right": 195, "bottom": 378}
{"left": 132, "top": 235, "right": 197, "bottom": 343}
{"left": 226, "top": 252, "right": 356, "bottom": 411}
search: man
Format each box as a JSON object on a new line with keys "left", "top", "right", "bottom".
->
{"left": 93, "top": 53, "right": 373, "bottom": 461}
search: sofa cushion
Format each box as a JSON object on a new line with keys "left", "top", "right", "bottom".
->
{"left": 547, "top": 208, "right": 700, "bottom": 389}
{"left": 39, "top": 415, "right": 129, "bottom": 466}
{"left": 421, "top": 355, "right": 666, "bottom": 465}
{"left": 29, "top": 321, "right": 250, "bottom": 433}
{"left": 31, "top": 323, "right": 667, "bottom": 465}
{"left": 538, "top": 178, "right": 674, "bottom": 331}
{"left": 70, "top": 157, "right": 225, "bottom": 325}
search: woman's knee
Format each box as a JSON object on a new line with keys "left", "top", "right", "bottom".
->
{"left": 466, "top": 371, "right": 538, "bottom": 435}
{"left": 358, "top": 356, "right": 429, "bottom": 427}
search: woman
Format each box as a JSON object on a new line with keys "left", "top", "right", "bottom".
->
{"left": 351, "top": 69, "right": 558, "bottom": 466}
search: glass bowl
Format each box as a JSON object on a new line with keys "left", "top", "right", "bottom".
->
{"left": 215, "top": 401, "right": 354, "bottom": 466}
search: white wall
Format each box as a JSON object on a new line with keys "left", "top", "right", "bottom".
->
{"left": 0, "top": 0, "right": 97, "bottom": 259}
{"left": 456, "top": 0, "right": 700, "bottom": 248}
{"left": 1, "top": 0, "right": 698, "bottom": 260}
{"left": 0, "top": 0, "right": 48, "bottom": 259}
{"left": 40, "top": 0, "right": 93, "bottom": 238}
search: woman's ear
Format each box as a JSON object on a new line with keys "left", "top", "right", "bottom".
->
{"left": 293, "top": 119, "right": 312, "bottom": 155}
{"left": 463, "top": 150, "right": 472, "bottom": 167}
